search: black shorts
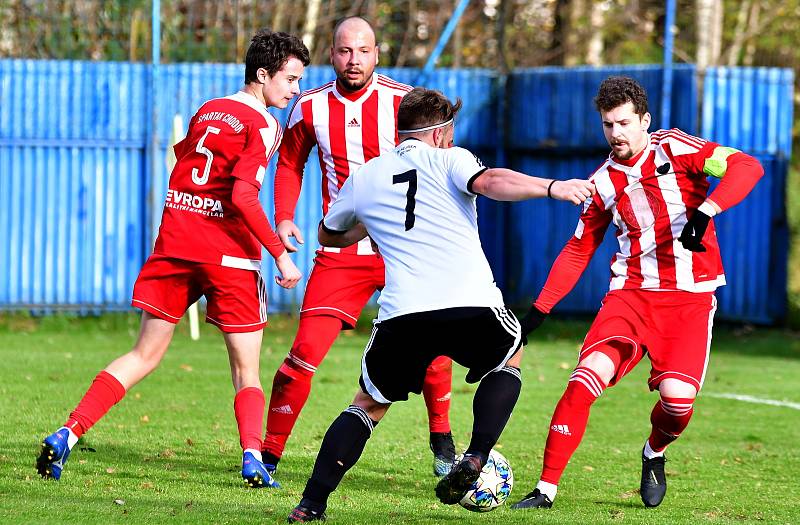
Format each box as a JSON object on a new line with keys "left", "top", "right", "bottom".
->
{"left": 359, "top": 306, "right": 521, "bottom": 404}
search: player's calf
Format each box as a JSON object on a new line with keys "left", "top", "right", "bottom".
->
{"left": 36, "top": 427, "right": 77, "bottom": 480}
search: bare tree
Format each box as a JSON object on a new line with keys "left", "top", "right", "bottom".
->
{"left": 302, "top": 0, "right": 322, "bottom": 56}
{"left": 586, "top": 1, "right": 606, "bottom": 66}
{"left": 696, "top": 0, "right": 723, "bottom": 70}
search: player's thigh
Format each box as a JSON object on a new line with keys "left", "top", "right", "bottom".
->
{"left": 201, "top": 265, "right": 268, "bottom": 333}
{"left": 359, "top": 316, "right": 434, "bottom": 404}
{"left": 444, "top": 306, "right": 522, "bottom": 384}
{"left": 131, "top": 255, "right": 202, "bottom": 323}
{"left": 300, "top": 251, "right": 382, "bottom": 329}
{"left": 578, "top": 291, "right": 648, "bottom": 386}
{"left": 646, "top": 292, "right": 717, "bottom": 392}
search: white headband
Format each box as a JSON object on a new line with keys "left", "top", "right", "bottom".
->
{"left": 397, "top": 118, "right": 453, "bottom": 134}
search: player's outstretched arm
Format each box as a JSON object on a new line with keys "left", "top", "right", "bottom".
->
{"left": 471, "top": 168, "right": 595, "bottom": 204}
{"left": 317, "top": 222, "right": 369, "bottom": 248}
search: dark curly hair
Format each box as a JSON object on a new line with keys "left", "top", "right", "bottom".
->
{"left": 594, "top": 76, "right": 649, "bottom": 116}
{"left": 244, "top": 30, "right": 310, "bottom": 84}
{"left": 397, "top": 87, "right": 462, "bottom": 133}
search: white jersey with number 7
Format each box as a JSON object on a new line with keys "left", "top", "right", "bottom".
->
{"left": 322, "top": 138, "right": 504, "bottom": 321}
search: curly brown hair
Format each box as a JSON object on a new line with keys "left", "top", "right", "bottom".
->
{"left": 593, "top": 76, "right": 649, "bottom": 116}
{"left": 244, "top": 30, "right": 310, "bottom": 84}
{"left": 397, "top": 87, "right": 462, "bottom": 133}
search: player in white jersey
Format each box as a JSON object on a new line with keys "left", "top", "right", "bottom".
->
{"left": 287, "top": 87, "right": 595, "bottom": 522}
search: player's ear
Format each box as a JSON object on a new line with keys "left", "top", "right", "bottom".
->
{"left": 641, "top": 112, "right": 651, "bottom": 131}
{"left": 374, "top": 45, "right": 380, "bottom": 66}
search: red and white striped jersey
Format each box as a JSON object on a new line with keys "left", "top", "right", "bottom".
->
{"left": 576, "top": 128, "right": 726, "bottom": 292}
{"left": 274, "top": 74, "right": 412, "bottom": 255}
{"left": 153, "top": 91, "right": 282, "bottom": 268}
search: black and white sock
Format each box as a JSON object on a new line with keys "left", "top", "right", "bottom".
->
{"left": 302, "top": 405, "right": 379, "bottom": 508}
{"left": 466, "top": 366, "right": 522, "bottom": 465}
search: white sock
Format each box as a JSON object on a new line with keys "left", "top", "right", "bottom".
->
{"left": 244, "top": 448, "right": 263, "bottom": 463}
{"left": 535, "top": 480, "right": 558, "bottom": 501}
{"left": 643, "top": 440, "right": 664, "bottom": 459}
{"left": 59, "top": 427, "right": 79, "bottom": 450}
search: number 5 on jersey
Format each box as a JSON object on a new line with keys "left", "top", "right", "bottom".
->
{"left": 393, "top": 169, "right": 417, "bottom": 231}
{"left": 192, "top": 126, "right": 221, "bottom": 186}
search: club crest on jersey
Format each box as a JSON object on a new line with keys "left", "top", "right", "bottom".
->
{"left": 617, "top": 185, "right": 660, "bottom": 231}
{"left": 165, "top": 189, "right": 224, "bottom": 217}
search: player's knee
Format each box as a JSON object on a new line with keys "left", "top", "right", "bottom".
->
{"left": 577, "top": 351, "right": 616, "bottom": 385}
{"left": 274, "top": 359, "right": 314, "bottom": 388}
{"left": 658, "top": 378, "right": 697, "bottom": 400}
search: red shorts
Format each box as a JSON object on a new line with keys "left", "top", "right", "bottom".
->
{"left": 131, "top": 254, "right": 268, "bottom": 333}
{"left": 299, "top": 250, "right": 385, "bottom": 329}
{"left": 579, "top": 289, "right": 717, "bottom": 392}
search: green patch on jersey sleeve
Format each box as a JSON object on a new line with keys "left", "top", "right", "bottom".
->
{"left": 703, "top": 146, "right": 740, "bottom": 178}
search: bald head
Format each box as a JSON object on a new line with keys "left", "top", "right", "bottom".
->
{"left": 332, "top": 16, "right": 376, "bottom": 47}
{"left": 330, "top": 16, "right": 379, "bottom": 92}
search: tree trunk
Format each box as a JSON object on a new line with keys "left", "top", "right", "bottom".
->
{"left": 726, "top": 0, "right": 751, "bottom": 66}
{"left": 302, "top": 0, "right": 322, "bottom": 56}
{"left": 563, "top": 0, "right": 585, "bottom": 66}
{"left": 585, "top": 2, "right": 605, "bottom": 66}
{"left": 743, "top": 0, "right": 761, "bottom": 65}
{"left": 272, "top": 0, "right": 287, "bottom": 32}
{"left": 696, "top": 0, "right": 723, "bottom": 70}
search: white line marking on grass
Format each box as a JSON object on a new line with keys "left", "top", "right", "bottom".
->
{"left": 704, "top": 393, "right": 800, "bottom": 411}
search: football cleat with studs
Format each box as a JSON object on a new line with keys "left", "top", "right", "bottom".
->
{"left": 241, "top": 451, "right": 280, "bottom": 488}
{"left": 36, "top": 428, "right": 72, "bottom": 480}
{"left": 430, "top": 431, "right": 456, "bottom": 478}
{"left": 511, "top": 488, "right": 554, "bottom": 509}
{"left": 435, "top": 454, "right": 482, "bottom": 504}
{"left": 287, "top": 499, "right": 326, "bottom": 522}
{"left": 640, "top": 451, "right": 667, "bottom": 507}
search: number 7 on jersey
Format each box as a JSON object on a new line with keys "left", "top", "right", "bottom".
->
{"left": 393, "top": 169, "right": 417, "bottom": 231}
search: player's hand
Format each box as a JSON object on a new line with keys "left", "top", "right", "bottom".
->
{"left": 519, "top": 304, "right": 547, "bottom": 345}
{"left": 274, "top": 251, "right": 302, "bottom": 289}
{"left": 550, "top": 179, "right": 596, "bottom": 205}
{"left": 678, "top": 210, "right": 711, "bottom": 252}
{"left": 276, "top": 220, "right": 305, "bottom": 253}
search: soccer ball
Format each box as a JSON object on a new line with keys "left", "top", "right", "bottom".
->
{"left": 458, "top": 449, "right": 513, "bottom": 512}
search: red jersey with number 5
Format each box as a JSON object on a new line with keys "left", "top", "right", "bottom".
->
{"left": 153, "top": 91, "right": 282, "bottom": 266}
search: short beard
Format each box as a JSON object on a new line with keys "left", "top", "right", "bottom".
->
{"left": 336, "top": 73, "right": 371, "bottom": 92}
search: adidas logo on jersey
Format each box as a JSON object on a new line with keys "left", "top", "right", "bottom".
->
{"left": 347, "top": 117, "right": 360, "bottom": 128}
{"left": 551, "top": 424, "right": 571, "bottom": 436}
{"left": 271, "top": 404, "right": 293, "bottom": 415}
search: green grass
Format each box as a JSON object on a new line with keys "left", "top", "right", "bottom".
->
{"left": 1, "top": 314, "right": 799, "bottom": 524}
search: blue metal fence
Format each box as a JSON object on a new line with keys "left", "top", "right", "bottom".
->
{"left": 0, "top": 60, "right": 793, "bottom": 322}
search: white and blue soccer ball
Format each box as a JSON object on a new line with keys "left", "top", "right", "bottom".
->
{"left": 458, "top": 449, "right": 513, "bottom": 512}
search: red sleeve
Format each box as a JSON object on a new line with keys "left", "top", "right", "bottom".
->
{"left": 231, "top": 179, "right": 285, "bottom": 260}
{"left": 274, "top": 104, "right": 316, "bottom": 223}
{"left": 534, "top": 195, "right": 612, "bottom": 314}
{"left": 707, "top": 152, "right": 764, "bottom": 211}
{"left": 230, "top": 116, "right": 282, "bottom": 189}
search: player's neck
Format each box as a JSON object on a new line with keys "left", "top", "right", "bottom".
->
{"left": 335, "top": 77, "right": 373, "bottom": 101}
{"left": 611, "top": 135, "right": 649, "bottom": 166}
{"left": 241, "top": 83, "right": 267, "bottom": 107}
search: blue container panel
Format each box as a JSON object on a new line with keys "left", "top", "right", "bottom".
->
{"left": 702, "top": 67, "right": 794, "bottom": 156}
{"left": 508, "top": 64, "right": 698, "bottom": 151}
{"left": 503, "top": 155, "right": 618, "bottom": 312}
{"left": 0, "top": 60, "right": 148, "bottom": 142}
{"left": 0, "top": 145, "right": 145, "bottom": 307}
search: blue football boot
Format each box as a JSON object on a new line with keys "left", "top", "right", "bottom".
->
{"left": 37, "top": 428, "right": 72, "bottom": 480}
{"left": 241, "top": 451, "right": 280, "bottom": 488}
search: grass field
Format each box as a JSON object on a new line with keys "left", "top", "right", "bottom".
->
{"left": 1, "top": 313, "right": 798, "bottom": 524}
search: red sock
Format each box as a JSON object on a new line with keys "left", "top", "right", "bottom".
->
{"left": 65, "top": 370, "right": 126, "bottom": 438}
{"left": 648, "top": 396, "right": 694, "bottom": 451}
{"left": 423, "top": 356, "right": 452, "bottom": 433}
{"left": 540, "top": 367, "right": 606, "bottom": 484}
{"left": 234, "top": 387, "right": 266, "bottom": 451}
{"left": 262, "top": 315, "right": 341, "bottom": 458}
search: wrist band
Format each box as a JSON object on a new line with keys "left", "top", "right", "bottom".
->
{"left": 547, "top": 179, "right": 557, "bottom": 199}
{"left": 697, "top": 201, "right": 718, "bottom": 217}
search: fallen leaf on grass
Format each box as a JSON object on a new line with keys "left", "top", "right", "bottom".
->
{"left": 113, "top": 499, "right": 125, "bottom": 506}
{"left": 105, "top": 468, "right": 115, "bottom": 474}
{"left": 559, "top": 362, "right": 570, "bottom": 369}
{"left": 140, "top": 415, "right": 150, "bottom": 423}
{"left": 180, "top": 364, "right": 193, "bottom": 372}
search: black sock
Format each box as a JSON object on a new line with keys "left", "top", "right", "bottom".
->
{"left": 466, "top": 366, "right": 522, "bottom": 464}
{"left": 302, "top": 405, "right": 378, "bottom": 506}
